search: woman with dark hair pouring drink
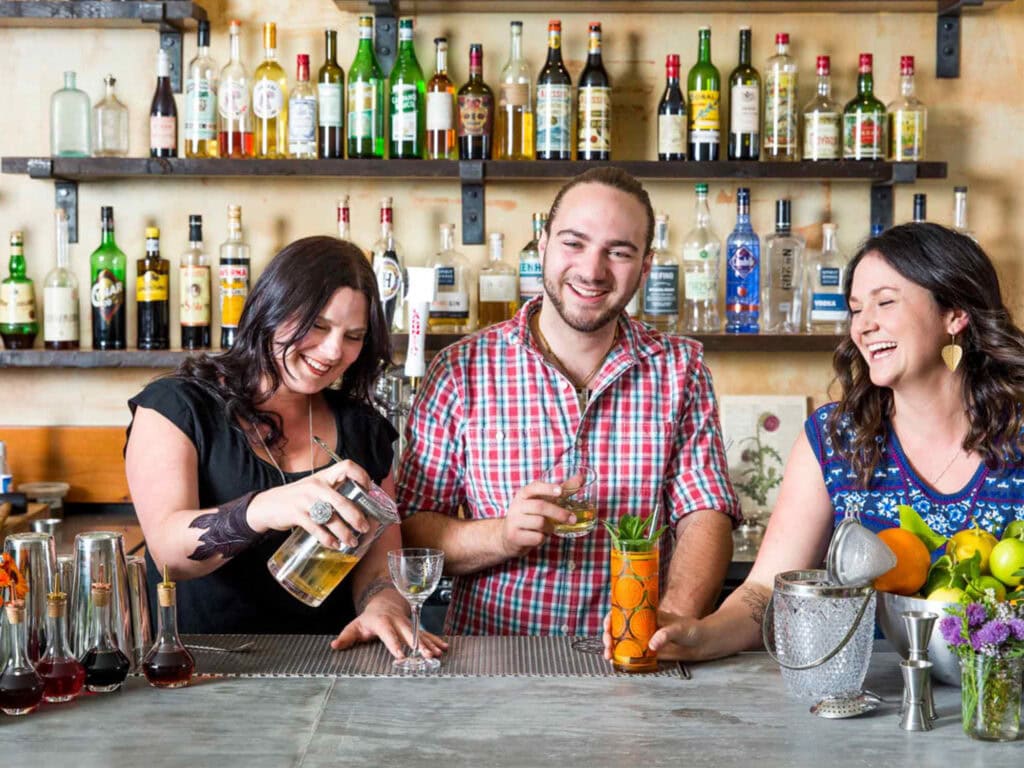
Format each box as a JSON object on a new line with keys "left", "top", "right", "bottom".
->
{"left": 606, "top": 223, "right": 1024, "bottom": 663}
{"left": 126, "top": 236, "right": 446, "bottom": 659}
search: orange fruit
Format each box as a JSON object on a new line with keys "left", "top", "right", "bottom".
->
{"left": 614, "top": 638, "right": 645, "bottom": 661}
{"left": 627, "top": 554, "right": 659, "bottom": 580}
{"left": 610, "top": 606, "right": 628, "bottom": 639}
{"left": 629, "top": 607, "right": 657, "bottom": 643}
{"left": 874, "top": 527, "right": 931, "bottom": 596}
{"left": 613, "top": 576, "right": 644, "bottom": 610}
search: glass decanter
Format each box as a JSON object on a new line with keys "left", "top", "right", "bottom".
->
{"left": 79, "top": 578, "right": 131, "bottom": 693}
{"left": 0, "top": 599, "right": 45, "bottom": 715}
{"left": 35, "top": 577, "right": 86, "bottom": 703}
{"left": 93, "top": 74, "right": 129, "bottom": 157}
{"left": 51, "top": 71, "right": 91, "bottom": 157}
{"left": 142, "top": 568, "right": 195, "bottom": 688}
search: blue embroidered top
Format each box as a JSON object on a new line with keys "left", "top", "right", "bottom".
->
{"left": 806, "top": 402, "right": 1024, "bottom": 538}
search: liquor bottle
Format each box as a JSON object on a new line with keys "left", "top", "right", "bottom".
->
{"left": 219, "top": 205, "right": 250, "bottom": 350}
{"left": 519, "top": 212, "right": 546, "bottom": 305}
{"left": 762, "top": 32, "right": 798, "bottom": 161}
{"left": 371, "top": 197, "right": 405, "bottom": 331}
{"left": 317, "top": 29, "right": 345, "bottom": 159}
{"left": 658, "top": 54, "right": 686, "bottom": 161}
{"left": 626, "top": 282, "right": 641, "bottom": 317}
{"left": 150, "top": 48, "right": 178, "bottom": 158}
{"left": 44, "top": 209, "right": 79, "bottom": 350}
{"left": 478, "top": 232, "right": 518, "bottom": 326}
{"left": 843, "top": 53, "right": 886, "bottom": 161}
{"left": 913, "top": 193, "right": 927, "bottom": 223}
{"left": 142, "top": 568, "right": 195, "bottom": 689}
{"left": 35, "top": 577, "right": 86, "bottom": 704}
{"left": 0, "top": 232, "right": 38, "bottom": 349}
{"left": 458, "top": 44, "right": 494, "bottom": 160}
{"left": 79, "top": 579, "right": 131, "bottom": 693}
{"left": 427, "top": 223, "right": 473, "bottom": 333}
{"left": 348, "top": 15, "right": 385, "bottom": 159}
{"left": 389, "top": 18, "right": 426, "bottom": 159}
{"left": 577, "top": 22, "right": 611, "bottom": 161}
{"left": 761, "top": 199, "right": 804, "bottom": 333}
{"left": 681, "top": 183, "right": 722, "bottom": 334}
{"left": 0, "top": 601, "right": 45, "bottom": 715}
{"left": 337, "top": 196, "right": 351, "bottom": 241}
{"left": 218, "top": 20, "right": 254, "bottom": 158}
{"left": 953, "top": 186, "right": 975, "bottom": 240}
{"left": 888, "top": 55, "right": 926, "bottom": 162}
{"left": 254, "top": 22, "right": 288, "bottom": 159}
{"left": 89, "top": 207, "right": 126, "bottom": 350}
{"left": 725, "top": 188, "right": 759, "bottom": 334}
{"left": 642, "top": 214, "right": 679, "bottom": 332}
{"left": 426, "top": 37, "right": 456, "bottom": 160}
{"left": 50, "top": 71, "right": 90, "bottom": 157}
{"left": 0, "top": 440, "right": 11, "bottom": 492}
{"left": 536, "top": 20, "right": 573, "bottom": 161}
{"left": 93, "top": 75, "right": 129, "bottom": 157}
{"left": 496, "top": 21, "right": 535, "bottom": 160}
{"left": 136, "top": 227, "right": 170, "bottom": 350}
{"left": 804, "top": 222, "right": 847, "bottom": 333}
{"left": 180, "top": 215, "right": 211, "bottom": 350}
{"left": 288, "top": 54, "right": 318, "bottom": 159}
{"left": 687, "top": 27, "right": 720, "bottom": 161}
{"left": 802, "top": 56, "right": 841, "bottom": 162}
{"left": 728, "top": 26, "right": 760, "bottom": 161}
{"left": 184, "top": 20, "right": 218, "bottom": 158}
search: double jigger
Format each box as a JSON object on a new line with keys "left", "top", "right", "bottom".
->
{"left": 899, "top": 610, "right": 939, "bottom": 732}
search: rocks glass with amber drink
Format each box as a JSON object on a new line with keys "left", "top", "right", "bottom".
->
{"left": 541, "top": 455, "right": 598, "bottom": 539}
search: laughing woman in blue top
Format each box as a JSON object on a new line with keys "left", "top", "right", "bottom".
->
{"left": 624, "top": 222, "right": 1024, "bottom": 662}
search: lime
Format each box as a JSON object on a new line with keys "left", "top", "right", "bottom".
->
{"left": 966, "top": 574, "right": 1007, "bottom": 602}
{"left": 990, "top": 537, "right": 1024, "bottom": 588}
{"left": 1001, "top": 520, "right": 1024, "bottom": 541}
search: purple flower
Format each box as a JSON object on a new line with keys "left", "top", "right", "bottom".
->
{"left": 762, "top": 414, "right": 781, "bottom": 433}
{"left": 741, "top": 449, "right": 755, "bottom": 463}
{"left": 966, "top": 602, "right": 988, "bottom": 628}
{"left": 940, "top": 615, "right": 966, "bottom": 646}
{"left": 1009, "top": 618, "right": 1024, "bottom": 642}
{"left": 972, "top": 619, "right": 1011, "bottom": 650}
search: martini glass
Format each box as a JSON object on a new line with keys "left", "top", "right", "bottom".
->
{"left": 387, "top": 548, "right": 445, "bottom": 672}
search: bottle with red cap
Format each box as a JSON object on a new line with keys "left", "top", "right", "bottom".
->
{"left": 843, "top": 53, "right": 886, "bottom": 160}
{"left": 658, "top": 54, "right": 686, "bottom": 161}
{"left": 763, "top": 32, "right": 797, "bottom": 160}
{"left": 289, "top": 54, "right": 318, "bottom": 158}
{"left": 802, "top": 55, "right": 841, "bottom": 161}
{"left": 887, "top": 55, "right": 926, "bottom": 161}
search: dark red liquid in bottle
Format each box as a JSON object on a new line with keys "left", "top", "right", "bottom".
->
{"left": 36, "top": 658, "right": 87, "bottom": 702}
{"left": 81, "top": 647, "right": 131, "bottom": 692}
{"left": 142, "top": 648, "right": 195, "bottom": 688}
{"left": 0, "top": 670, "right": 46, "bottom": 714}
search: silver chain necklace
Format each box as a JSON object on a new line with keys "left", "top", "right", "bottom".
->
{"left": 254, "top": 395, "right": 314, "bottom": 485}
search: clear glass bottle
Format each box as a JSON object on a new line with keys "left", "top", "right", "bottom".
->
{"left": 728, "top": 26, "right": 760, "bottom": 161}
{"left": 953, "top": 186, "right": 975, "bottom": 241}
{"left": 141, "top": 570, "right": 195, "bottom": 689}
{"left": 51, "top": 71, "right": 90, "bottom": 157}
{"left": 92, "top": 75, "right": 129, "bottom": 157}
{"left": 0, "top": 231, "right": 38, "bottom": 349}
{"left": 577, "top": 22, "right": 611, "bottom": 161}
{"left": 288, "top": 54, "right": 318, "bottom": 159}
{"left": 535, "top": 20, "right": 573, "bottom": 161}
{"left": 254, "top": 22, "right": 288, "bottom": 158}
{"left": 89, "top": 207, "right": 127, "bottom": 350}
{"left": 136, "top": 226, "right": 170, "bottom": 351}
{"left": 388, "top": 17, "right": 426, "bottom": 160}
{"left": 428, "top": 223, "right": 472, "bottom": 333}
{"left": 337, "top": 195, "right": 351, "bottom": 241}
{"left": 318, "top": 29, "right": 345, "bottom": 159}
{"left": 888, "top": 55, "right": 926, "bottom": 161}
{"left": 44, "top": 209, "right": 80, "bottom": 350}
{"left": 642, "top": 214, "right": 680, "bottom": 332}
{"left": 35, "top": 580, "right": 86, "bottom": 703}
{"left": 763, "top": 32, "right": 798, "bottom": 161}
{"left": 496, "top": 21, "right": 534, "bottom": 160}
{"left": 219, "top": 205, "right": 250, "bottom": 350}
{"left": 0, "top": 600, "right": 45, "bottom": 715}
{"left": 184, "top": 19, "right": 219, "bottom": 158}
{"left": 426, "top": 37, "right": 456, "bottom": 160}
{"left": 913, "top": 193, "right": 927, "bottom": 223}
{"left": 761, "top": 199, "right": 804, "bottom": 333}
{"left": 180, "top": 215, "right": 211, "bottom": 350}
{"left": 658, "top": 54, "right": 686, "bottom": 161}
{"left": 802, "top": 55, "right": 841, "bottom": 161}
{"left": 371, "top": 197, "right": 405, "bottom": 331}
{"left": 803, "top": 222, "right": 848, "bottom": 333}
{"left": 458, "top": 44, "right": 494, "bottom": 160}
{"left": 478, "top": 232, "right": 518, "bottom": 327}
{"left": 218, "top": 20, "right": 254, "bottom": 158}
{"left": 348, "top": 15, "right": 385, "bottom": 159}
{"left": 150, "top": 48, "right": 178, "bottom": 158}
{"left": 725, "top": 187, "right": 760, "bottom": 334}
{"left": 843, "top": 53, "right": 886, "bottom": 161}
{"left": 519, "top": 212, "right": 546, "bottom": 305}
{"left": 682, "top": 183, "right": 722, "bottom": 334}
{"left": 79, "top": 580, "right": 131, "bottom": 693}
{"left": 687, "top": 27, "right": 720, "bottom": 161}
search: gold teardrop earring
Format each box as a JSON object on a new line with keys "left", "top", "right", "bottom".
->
{"left": 941, "top": 333, "right": 963, "bottom": 372}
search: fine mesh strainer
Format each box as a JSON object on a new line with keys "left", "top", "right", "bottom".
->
{"left": 825, "top": 503, "right": 897, "bottom": 587}
{"left": 809, "top": 691, "right": 884, "bottom": 719}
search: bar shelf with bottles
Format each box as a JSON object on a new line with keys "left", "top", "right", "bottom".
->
{"left": 0, "top": 1, "right": 207, "bottom": 28}
{"left": 332, "top": 1, "right": 1009, "bottom": 12}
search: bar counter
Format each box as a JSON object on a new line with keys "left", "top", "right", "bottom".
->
{"left": 5, "top": 638, "right": 1022, "bottom": 766}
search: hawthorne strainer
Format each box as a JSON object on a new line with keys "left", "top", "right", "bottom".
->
{"left": 825, "top": 503, "right": 897, "bottom": 587}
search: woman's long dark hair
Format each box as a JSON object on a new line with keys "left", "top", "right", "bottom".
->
{"left": 175, "top": 236, "right": 391, "bottom": 447}
{"left": 829, "top": 222, "right": 1024, "bottom": 488}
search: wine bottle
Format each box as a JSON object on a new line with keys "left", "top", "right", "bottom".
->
{"left": 348, "top": 15, "right": 385, "bottom": 159}
{"left": 536, "top": 20, "right": 573, "bottom": 161}
{"left": 658, "top": 55, "right": 686, "bottom": 161}
{"left": 317, "top": 30, "right": 345, "bottom": 159}
{"left": 254, "top": 22, "right": 288, "bottom": 159}
{"left": 389, "top": 17, "right": 426, "bottom": 159}
{"left": 457, "top": 44, "right": 494, "bottom": 160}
{"left": 728, "top": 26, "right": 760, "bottom": 161}
{"left": 577, "top": 22, "right": 611, "bottom": 161}
{"left": 687, "top": 27, "right": 720, "bottom": 161}
{"left": 43, "top": 209, "right": 79, "bottom": 350}
{"left": 426, "top": 37, "right": 456, "bottom": 160}
{"left": 150, "top": 48, "right": 178, "bottom": 158}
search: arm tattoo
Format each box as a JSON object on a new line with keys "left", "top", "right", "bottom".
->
{"left": 355, "top": 577, "right": 398, "bottom": 614}
{"left": 187, "top": 492, "right": 261, "bottom": 561}
{"left": 739, "top": 585, "right": 770, "bottom": 627}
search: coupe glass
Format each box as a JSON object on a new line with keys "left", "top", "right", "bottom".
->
{"left": 387, "top": 548, "right": 445, "bottom": 672}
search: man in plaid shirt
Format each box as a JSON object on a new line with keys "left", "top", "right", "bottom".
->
{"left": 397, "top": 168, "right": 740, "bottom": 654}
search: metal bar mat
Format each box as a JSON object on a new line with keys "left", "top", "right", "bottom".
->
{"left": 181, "top": 634, "right": 684, "bottom": 678}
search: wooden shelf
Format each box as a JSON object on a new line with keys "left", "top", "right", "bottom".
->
{"left": 334, "top": 1, "right": 1010, "bottom": 13}
{"left": 0, "top": 333, "right": 841, "bottom": 368}
{"left": 0, "top": 2, "right": 207, "bottom": 28}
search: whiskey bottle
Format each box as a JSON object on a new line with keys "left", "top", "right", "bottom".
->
{"left": 426, "top": 37, "right": 456, "bottom": 160}
{"left": 150, "top": 48, "right": 178, "bottom": 158}
{"left": 888, "top": 55, "right": 926, "bottom": 162}
{"left": 728, "top": 26, "right": 759, "bottom": 161}
{"left": 519, "top": 212, "right": 546, "bottom": 305}
{"left": 0, "top": 231, "right": 38, "bottom": 349}
{"left": 136, "top": 227, "right": 170, "bottom": 350}
{"left": 802, "top": 56, "right": 841, "bottom": 161}
{"left": 478, "top": 232, "right": 518, "bottom": 327}
{"left": 458, "top": 44, "right": 494, "bottom": 160}
{"left": 218, "top": 20, "right": 254, "bottom": 158}
{"left": 389, "top": 17, "right": 426, "bottom": 159}
{"left": 317, "top": 29, "right": 345, "bottom": 159}
{"left": 43, "top": 209, "right": 80, "bottom": 350}
{"left": 219, "top": 205, "right": 250, "bottom": 350}
{"left": 536, "top": 20, "right": 573, "bottom": 161}
{"left": 348, "top": 15, "right": 385, "bottom": 159}
{"left": 89, "top": 207, "right": 126, "bottom": 350}
{"left": 496, "top": 21, "right": 535, "bottom": 160}
{"left": 658, "top": 55, "right": 686, "bottom": 161}
{"left": 687, "top": 27, "right": 720, "bottom": 161}
{"left": 428, "top": 223, "right": 473, "bottom": 333}
{"left": 180, "top": 215, "right": 211, "bottom": 350}
{"left": 253, "top": 22, "right": 288, "bottom": 159}
{"left": 843, "top": 54, "right": 886, "bottom": 161}
{"left": 761, "top": 199, "right": 804, "bottom": 333}
{"left": 288, "top": 54, "right": 318, "bottom": 159}
{"left": 577, "top": 22, "right": 611, "bottom": 161}
{"left": 642, "top": 214, "right": 680, "bottom": 332}
{"left": 184, "top": 20, "right": 218, "bottom": 158}
{"left": 762, "top": 33, "right": 798, "bottom": 161}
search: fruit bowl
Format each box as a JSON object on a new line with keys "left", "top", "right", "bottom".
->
{"left": 876, "top": 591, "right": 962, "bottom": 686}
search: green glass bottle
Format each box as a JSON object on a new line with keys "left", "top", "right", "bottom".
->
{"left": 728, "top": 26, "right": 760, "bottom": 160}
{"left": 0, "top": 232, "right": 38, "bottom": 349}
{"left": 348, "top": 15, "right": 385, "bottom": 159}
{"left": 688, "top": 26, "right": 721, "bottom": 161}
{"left": 843, "top": 53, "right": 886, "bottom": 160}
{"left": 317, "top": 29, "right": 345, "bottom": 159}
{"left": 89, "top": 206, "right": 127, "bottom": 350}
{"left": 389, "top": 17, "right": 426, "bottom": 159}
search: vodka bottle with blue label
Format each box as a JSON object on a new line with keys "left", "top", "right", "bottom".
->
{"left": 725, "top": 188, "right": 760, "bottom": 333}
{"left": 761, "top": 199, "right": 804, "bottom": 333}
{"left": 804, "top": 222, "right": 848, "bottom": 333}
{"left": 427, "top": 223, "right": 473, "bottom": 333}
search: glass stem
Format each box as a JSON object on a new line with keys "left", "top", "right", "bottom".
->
{"left": 409, "top": 603, "right": 422, "bottom": 658}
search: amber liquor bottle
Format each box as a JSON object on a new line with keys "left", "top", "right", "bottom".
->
{"left": 457, "top": 44, "right": 494, "bottom": 160}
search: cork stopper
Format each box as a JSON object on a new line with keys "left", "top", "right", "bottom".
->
{"left": 5, "top": 599, "right": 25, "bottom": 624}
{"left": 91, "top": 581, "right": 112, "bottom": 608}
{"left": 157, "top": 564, "right": 177, "bottom": 608}
{"left": 48, "top": 570, "right": 68, "bottom": 618}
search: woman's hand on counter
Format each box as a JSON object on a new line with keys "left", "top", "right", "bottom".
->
{"left": 330, "top": 587, "right": 449, "bottom": 660}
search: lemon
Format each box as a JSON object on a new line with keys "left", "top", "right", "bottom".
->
{"left": 948, "top": 527, "right": 998, "bottom": 573}
{"left": 926, "top": 586, "right": 966, "bottom": 603}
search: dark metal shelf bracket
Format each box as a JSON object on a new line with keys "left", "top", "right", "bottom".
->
{"left": 370, "top": 0, "right": 398, "bottom": 77}
{"left": 937, "top": 1, "right": 983, "bottom": 79}
{"left": 460, "top": 161, "right": 485, "bottom": 245}
{"left": 56, "top": 181, "right": 79, "bottom": 244}
{"left": 870, "top": 162, "right": 920, "bottom": 234}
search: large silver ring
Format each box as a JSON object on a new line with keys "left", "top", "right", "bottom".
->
{"left": 308, "top": 499, "right": 335, "bottom": 525}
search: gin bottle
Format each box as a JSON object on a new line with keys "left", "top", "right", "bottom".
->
{"left": 888, "top": 55, "right": 926, "bottom": 162}
{"left": 761, "top": 199, "right": 804, "bottom": 333}
{"left": 804, "top": 222, "right": 848, "bottom": 333}
{"left": 519, "top": 212, "right": 546, "bottom": 305}
{"left": 44, "top": 209, "right": 80, "bottom": 350}
{"left": 725, "top": 188, "right": 760, "bottom": 334}
{"left": 427, "top": 224, "right": 472, "bottom": 333}
{"left": 93, "top": 75, "right": 129, "bottom": 157}
{"left": 478, "top": 232, "right": 518, "bottom": 327}
{"left": 642, "top": 214, "right": 679, "bottom": 332}
{"left": 51, "top": 71, "right": 90, "bottom": 157}
{"left": 681, "top": 183, "right": 721, "bottom": 333}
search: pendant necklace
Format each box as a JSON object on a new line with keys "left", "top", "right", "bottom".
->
{"left": 533, "top": 313, "right": 617, "bottom": 409}
{"left": 254, "top": 395, "right": 315, "bottom": 485}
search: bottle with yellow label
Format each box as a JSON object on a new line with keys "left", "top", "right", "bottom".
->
{"left": 219, "top": 205, "right": 250, "bottom": 350}
{"left": 137, "top": 227, "right": 169, "bottom": 350}
{"left": 887, "top": 55, "right": 926, "bottom": 161}
{"left": 687, "top": 27, "right": 720, "bottom": 161}
{"left": 180, "top": 215, "right": 211, "bottom": 350}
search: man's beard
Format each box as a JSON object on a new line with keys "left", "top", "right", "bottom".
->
{"left": 542, "top": 271, "right": 642, "bottom": 333}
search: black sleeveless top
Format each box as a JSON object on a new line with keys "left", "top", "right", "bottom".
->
{"left": 127, "top": 377, "right": 398, "bottom": 634}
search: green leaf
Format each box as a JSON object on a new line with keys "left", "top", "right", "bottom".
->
{"left": 898, "top": 505, "right": 947, "bottom": 552}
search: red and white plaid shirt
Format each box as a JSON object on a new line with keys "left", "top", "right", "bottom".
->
{"left": 396, "top": 298, "right": 741, "bottom": 636}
